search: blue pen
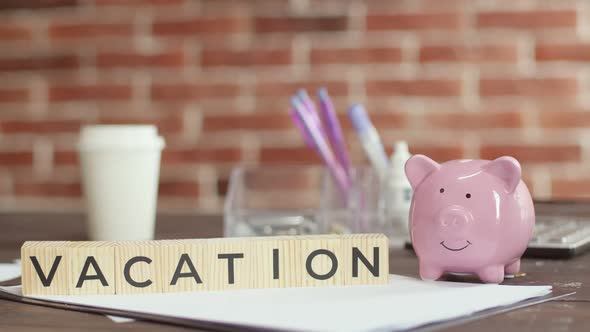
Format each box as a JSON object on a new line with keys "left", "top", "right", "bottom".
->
{"left": 348, "top": 104, "right": 389, "bottom": 180}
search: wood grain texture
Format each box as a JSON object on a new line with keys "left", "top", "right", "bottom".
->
{"left": 20, "top": 234, "right": 389, "bottom": 295}
{"left": 114, "top": 241, "right": 163, "bottom": 295}
{"left": 21, "top": 241, "right": 70, "bottom": 296}
{"left": 68, "top": 241, "right": 115, "bottom": 295}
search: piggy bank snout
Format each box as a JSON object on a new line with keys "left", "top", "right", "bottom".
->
{"left": 437, "top": 205, "right": 473, "bottom": 229}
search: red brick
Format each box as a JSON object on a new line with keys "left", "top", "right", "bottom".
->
{"left": 419, "top": 45, "right": 517, "bottom": 63}
{"left": 0, "top": 87, "right": 29, "bottom": 103}
{"left": 372, "top": 113, "right": 409, "bottom": 129}
{"left": 153, "top": 17, "right": 247, "bottom": 36}
{"left": 338, "top": 112, "right": 407, "bottom": 131}
{"left": 425, "top": 111, "right": 522, "bottom": 129}
{"left": 0, "top": 0, "right": 78, "bottom": 10}
{"left": 403, "top": 145, "right": 464, "bottom": 162}
{"left": 150, "top": 83, "right": 239, "bottom": 101}
{"left": 203, "top": 113, "right": 293, "bottom": 131}
{"left": 0, "top": 151, "right": 33, "bottom": 165}
{"left": 477, "top": 10, "right": 576, "bottom": 29}
{"left": 98, "top": 116, "right": 183, "bottom": 134}
{"left": 260, "top": 147, "right": 320, "bottom": 164}
{"left": 255, "top": 16, "right": 347, "bottom": 33}
{"left": 256, "top": 81, "right": 348, "bottom": 97}
{"left": 14, "top": 182, "right": 81, "bottom": 197}
{"left": 159, "top": 180, "right": 199, "bottom": 198}
{"left": 536, "top": 44, "right": 590, "bottom": 61}
{"left": 97, "top": 50, "right": 185, "bottom": 68}
{"left": 162, "top": 147, "right": 243, "bottom": 163}
{"left": 480, "top": 145, "right": 581, "bottom": 163}
{"left": 94, "top": 0, "right": 185, "bottom": 6}
{"left": 366, "top": 79, "right": 461, "bottom": 97}
{"left": 479, "top": 79, "right": 577, "bottom": 97}
{"left": 49, "top": 84, "right": 132, "bottom": 102}
{"left": 539, "top": 111, "right": 590, "bottom": 128}
{"left": 49, "top": 22, "right": 133, "bottom": 40}
{"left": 310, "top": 47, "right": 402, "bottom": 65}
{"left": 0, "top": 22, "right": 32, "bottom": 41}
{"left": 0, "top": 120, "right": 81, "bottom": 134}
{"left": 201, "top": 49, "right": 291, "bottom": 67}
{"left": 54, "top": 151, "right": 77, "bottom": 165}
{"left": 233, "top": 167, "right": 320, "bottom": 191}
{"left": 552, "top": 179, "right": 590, "bottom": 199}
{"left": 366, "top": 13, "right": 460, "bottom": 31}
{"left": 0, "top": 54, "right": 79, "bottom": 72}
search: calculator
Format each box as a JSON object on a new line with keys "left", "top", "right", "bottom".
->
{"left": 526, "top": 215, "right": 590, "bottom": 259}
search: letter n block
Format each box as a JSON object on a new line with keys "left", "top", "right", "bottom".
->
{"left": 69, "top": 241, "right": 116, "bottom": 295}
{"left": 21, "top": 241, "right": 71, "bottom": 296}
{"left": 114, "top": 241, "right": 162, "bottom": 294}
{"left": 342, "top": 234, "right": 389, "bottom": 285}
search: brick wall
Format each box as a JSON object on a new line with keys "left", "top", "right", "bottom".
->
{"left": 0, "top": 0, "right": 589, "bottom": 212}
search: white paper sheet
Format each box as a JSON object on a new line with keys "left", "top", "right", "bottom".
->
{"left": 0, "top": 262, "right": 21, "bottom": 283}
{"left": 105, "top": 315, "right": 135, "bottom": 323}
{"left": 0, "top": 275, "right": 551, "bottom": 332}
{"left": 0, "top": 262, "right": 132, "bottom": 324}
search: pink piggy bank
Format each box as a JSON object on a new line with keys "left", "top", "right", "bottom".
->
{"left": 405, "top": 155, "right": 534, "bottom": 284}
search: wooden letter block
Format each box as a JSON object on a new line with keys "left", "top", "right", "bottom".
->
{"left": 69, "top": 241, "right": 116, "bottom": 295}
{"left": 342, "top": 234, "right": 389, "bottom": 285}
{"left": 21, "top": 241, "right": 71, "bottom": 296}
{"left": 114, "top": 241, "right": 163, "bottom": 294}
{"left": 21, "top": 234, "right": 389, "bottom": 296}
{"left": 300, "top": 235, "right": 343, "bottom": 287}
{"left": 206, "top": 237, "right": 255, "bottom": 291}
{"left": 252, "top": 236, "right": 301, "bottom": 289}
{"left": 160, "top": 240, "right": 208, "bottom": 293}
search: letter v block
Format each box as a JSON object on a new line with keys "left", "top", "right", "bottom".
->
{"left": 21, "top": 241, "right": 71, "bottom": 296}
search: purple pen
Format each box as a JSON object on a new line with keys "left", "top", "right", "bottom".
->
{"left": 296, "top": 89, "right": 323, "bottom": 129}
{"left": 289, "top": 108, "right": 315, "bottom": 149}
{"left": 317, "top": 88, "right": 351, "bottom": 174}
{"left": 296, "top": 89, "right": 318, "bottom": 116}
{"left": 291, "top": 97, "right": 350, "bottom": 196}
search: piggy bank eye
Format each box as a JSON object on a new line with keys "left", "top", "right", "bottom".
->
{"left": 439, "top": 188, "right": 445, "bottom": 193}
{"left": 466, "top": 193, "right": 471, "bottom": 198}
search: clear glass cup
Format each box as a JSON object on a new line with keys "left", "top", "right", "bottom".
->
{"left": 224, "top": 166, "right": 410, "bottom": 246}
{"left": 224, "top": 166, "right": 326, "bottom": 237}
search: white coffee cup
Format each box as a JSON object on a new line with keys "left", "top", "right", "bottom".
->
{"left": 78, "top": 125, "right": 165, "bottom": 241}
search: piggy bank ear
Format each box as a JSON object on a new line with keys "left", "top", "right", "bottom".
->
{"left": 483, "top": 156, "right": 521, "bottom": 193}
{"left": 405, "top": 155, "right": 440, "bottom": 189}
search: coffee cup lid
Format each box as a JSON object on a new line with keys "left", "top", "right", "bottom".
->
{"left": 77, "top": 125, "right": 165, "bottom": 151}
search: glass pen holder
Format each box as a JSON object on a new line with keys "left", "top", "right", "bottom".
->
{"left": 224, "top": 166, "right": 410, "bottom": 247}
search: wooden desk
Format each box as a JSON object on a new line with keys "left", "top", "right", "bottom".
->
{"left": 1, "top": 201, "right": 589, "bottom": 331}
